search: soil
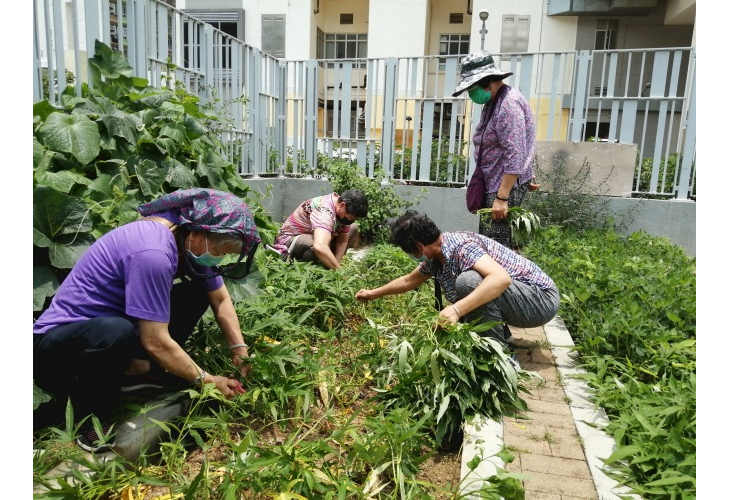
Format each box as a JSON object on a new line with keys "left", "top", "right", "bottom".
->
{"left": 138, "top": 448, "right": 462, "bottom": 500}
{"left": 132, "top": 385, "right": 464, "bottom": 499}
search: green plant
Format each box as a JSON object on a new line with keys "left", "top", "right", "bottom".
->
{"left": 634, "top": 151, "right": 695, "bottom": 199}
{"left": 393, "top": 135, "right": 469, "bottom": 186}
{"left": 315, "top": 157, "right": 423, "bottom": 244}
{"left": 41, "top": 68, "right": 76, "bottom": 101}
{"left": 33, "top": 40, "right": 278, "bottom": 318}
{"left": 525, "top": 225, "right": 696, "bottom": 499}
{"left": 523, "top": 155, "right": 637, "bottom": 233}
{"left": 477, "top": 206, "right": 542, "bottom": 247}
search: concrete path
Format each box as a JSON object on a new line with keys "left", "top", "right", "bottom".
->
{"left": 459, "top": 316, "right": 640, "bottom": 499}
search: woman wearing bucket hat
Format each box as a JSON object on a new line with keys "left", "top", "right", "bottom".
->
{"left": 454, "top": 51, "right": 537, "bottom": 251}
{"left": 33, "top": 188, "right": 260, "bottom": 453}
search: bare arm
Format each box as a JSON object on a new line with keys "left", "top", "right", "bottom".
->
{"left": 312, "top": 227, "right": 341, "bottom": 269}
{"left": 356, "top": 267, "right": 431, "bottom": 301}
{"left": 330, "top": 229, "right": 350, "bottom": 264}
{"left": 439, "top": 254, "right": 512, "bottom": 324}
{"left": 492, "top": 173, "right": 519, "bottom": 220}
{"left": 208, "top": 284, "right": 250, "bottom": 378}
{"left": 138, "top": 319, "right": 242, "bottom": 398}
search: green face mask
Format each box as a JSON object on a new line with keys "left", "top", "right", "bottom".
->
{"left": 468, "top": 86, "right": 492, "bottom": 105}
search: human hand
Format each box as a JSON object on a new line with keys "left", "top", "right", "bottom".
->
{"left": 355, "top": 289, "right": 374, "bottom": 301}
{"left": 438, "top": 304, "right": 460, "bottom": 325}
{"left": 208, "top": 375, "right": 247, "bottom": 399}
{"left": 232, "top": 350, "right": 251, "bottom": 379}
{"left": 491, "top": 199, "right": 509, "bottom": 220}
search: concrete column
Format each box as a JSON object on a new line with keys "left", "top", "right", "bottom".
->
{"left": 367, "top": 0, "right": 429, "bottom": 58}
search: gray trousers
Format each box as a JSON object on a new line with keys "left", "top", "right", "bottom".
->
{"left": 288, "top": 224, "right": 360, "bottom": 263}
{"left": 455, "top": 270, "right": 560, "bottom": 340}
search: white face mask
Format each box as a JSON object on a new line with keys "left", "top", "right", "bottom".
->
{"left": 409, "top": 254, "right": 428, "bottom": 262}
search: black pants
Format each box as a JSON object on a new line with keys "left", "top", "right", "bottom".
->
{"left": 33, "top": 280, "right": 209, "bottom": 427}
{"left": 478, "top": 183, "right": 529, "bottom": 250}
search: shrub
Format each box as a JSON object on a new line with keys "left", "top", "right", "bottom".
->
{"left": 314, "top": 157, "right": 424, "bottom": 244}
{"left": 32, "top": 40, "right": 278, "bottom": 318}
{"left": 523, "top": 155, "right": 637, "bottom": 233}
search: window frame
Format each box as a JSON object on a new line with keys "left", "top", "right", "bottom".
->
{"left": 438, "top": 33, "right": 470, "bottom": 71}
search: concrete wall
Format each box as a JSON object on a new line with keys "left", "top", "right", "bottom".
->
{"left": 535, "top": 141, "right": 637, "bottom": 196}
{"left": 243, "top": 177, "right": 696, "bottom": 257}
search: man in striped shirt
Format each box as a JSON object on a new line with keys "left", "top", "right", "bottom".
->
{"left": 274, "top": 190, "right": 369, "bottom": 270}
{"left": 355, "top": 211, "right": 559, "bottom": 344}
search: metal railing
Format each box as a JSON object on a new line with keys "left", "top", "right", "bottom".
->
{"left": 33, "top": 0, "right": 696, "bottom": 200}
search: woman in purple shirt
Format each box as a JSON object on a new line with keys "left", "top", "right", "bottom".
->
{"left": 33, "top": 188, "right": 260, "bottom": 453}
{"left": 452, "top": 51, "right": 537, "bottom": 250}
{"left": 356, "top": 211, "right": 559, "bottom": 346}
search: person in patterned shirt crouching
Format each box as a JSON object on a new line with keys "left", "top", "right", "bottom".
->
{"left": 355, "top": 210, "right": 559, "bottom": 345}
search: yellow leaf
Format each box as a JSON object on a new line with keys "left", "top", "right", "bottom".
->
{"left": 120, "top": 485, "right": 147, "bottom": 500}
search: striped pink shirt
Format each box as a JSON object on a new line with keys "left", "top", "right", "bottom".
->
{"left": 274, "top": 192, "right": 352, "bottom": 248}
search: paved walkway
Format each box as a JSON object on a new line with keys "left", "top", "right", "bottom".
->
{"left": 460, "top": 316, "right": 639, "bottom": 499}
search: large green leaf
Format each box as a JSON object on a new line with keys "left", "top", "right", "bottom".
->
{"left": 88, "top": 39, "right": 134, "bottom": 81}
{"left": 33, "top": 185, "right": 93, "bottom": 246}
{"left": 163, "top": 157, "right": 198, "bottom": 188}
{"left": 86, "top": 171, "right": 126, "bottom": 199}
{"left": 37, "top": 112, "right": 101, "bottom": 166}
{"left": 33, "top": 266, "right": 60, "bottom": 311}
{"left": 47, "top": 232, "right": 96, "bottom": 269}
{"left": 33, "top": 380, "right": 52, "bottom": 411}
{"left": 159, "top": 122, "right": 187, "bottom": 143}
{"left": 34, "top": 170, "right": 91, "bottom": 194}
{"left": 135, "top": 158, "right": 166, "bottom": 196}
{"left": 33, "top": 100, "right": 57, "bottom": 122}
{"left": 195, "top": 154, "right": 226, "bottom": 190}
{"left": 98, "top": 103, "right": 143, "bottom": 145}
{"left": 33, "top": 136, "right": 45, "bottom": 167}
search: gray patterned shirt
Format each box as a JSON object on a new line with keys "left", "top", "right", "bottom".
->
{"left": 419, "top": 231, "right": 556, "bottom": 304}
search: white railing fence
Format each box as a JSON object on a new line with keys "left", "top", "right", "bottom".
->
{"left": 34, "top": 0, "right": 696, "bottom": 200}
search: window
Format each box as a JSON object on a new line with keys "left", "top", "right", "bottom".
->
{"left": 439, "top": 34, "right": 469, "bottom": 70}
{"left": 182, "top": 10, "right": 245, "bottom": 69}
{"left": 183, "top": 10, "right": 244, "bottom": 39}
{"left": 500, "top": 15, "right": 530, "bottom": 54}
{"left": 262, "top": 14, "right": 285, "bottom": 58}
{"left": 594, "top": 19, "right": 618, "bottom": 50}
{"left": 322, "top": 33, "right": 368, "bottom": 67}
{"left": 317, "top": 28, "right": 324, "bottom": 59}
{"left": 449, "top": 13, "right": 464, "bottom": 24}
{"left": 340, "top": 13, "right": 354, "bottom": 25}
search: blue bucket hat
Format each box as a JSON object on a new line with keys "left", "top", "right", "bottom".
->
{"left": 452, "top": 51, "right": 513, "bottom": 97}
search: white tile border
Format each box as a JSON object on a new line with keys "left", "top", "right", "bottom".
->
{"left": 543, "top": 316, "right": 640, "bottom": 500}
{"left": 459, "top": 317, "right": 640, "bottom": 499}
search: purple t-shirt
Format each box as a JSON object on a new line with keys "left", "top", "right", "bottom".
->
{"left": 33, "top": 212, "right": 224, "bottom": 334}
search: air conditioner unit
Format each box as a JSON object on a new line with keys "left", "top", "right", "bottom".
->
{"left": 109, "top": 2, "right": 117, "bottom": 15}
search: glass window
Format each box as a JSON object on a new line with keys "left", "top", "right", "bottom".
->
{"left": 322, "top": 33, "right": 367, "bottom": 67}
{"left": 439, "top": 34, "right": 469, "bottom": 70}
{"left": 595, "top": 19, "right": 618, "bottom": 50}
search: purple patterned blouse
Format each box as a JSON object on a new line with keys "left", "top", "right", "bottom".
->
{"left": 473, "top": 85, "right": 536, "bottom": 193}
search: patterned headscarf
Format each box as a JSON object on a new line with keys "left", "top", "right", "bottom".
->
{"left": 138, "top": 188, "right": 261, "bottom": 254}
